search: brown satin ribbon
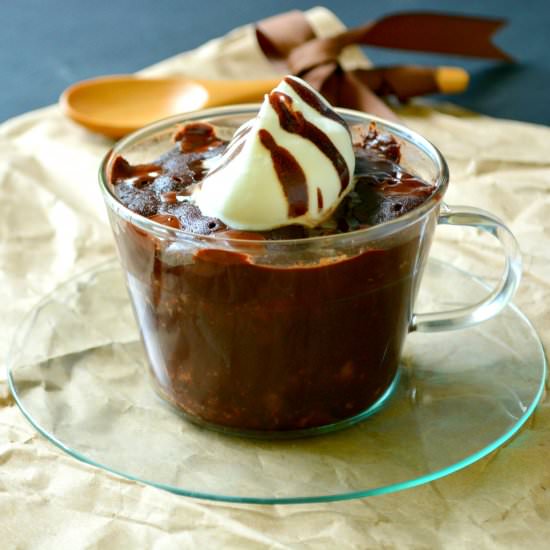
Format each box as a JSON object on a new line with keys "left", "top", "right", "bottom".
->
{"left": 256, "top": 11, "right": 512, "bottom": 119}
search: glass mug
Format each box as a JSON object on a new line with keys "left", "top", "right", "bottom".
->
{"left": 99, "top": 107, "right": 521, "bottom": 437}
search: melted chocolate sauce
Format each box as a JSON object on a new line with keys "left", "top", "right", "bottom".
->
{"left": 149, "top": 213, "right": 181, "bottom": 229}
{"left": 174, "top": 122, "right": 225, "bottom": 153}
{"left": 362, "top": 122, "right": 401, "bottom": 163}
{"left": 160, "top": 191, "right": 178, "bottom": 204}
{"left": 108, "top": 156, "right": 160, "bottom": 186}
{"left": 258, "top": 128, "right": 308, "bottom": 218}
{"left": 269, "top": 92, "right": 350, "bottom": 195}
{"left": 188, "top": 159, "right": 207, "bottom": 181}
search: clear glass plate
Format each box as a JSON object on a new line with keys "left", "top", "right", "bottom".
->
{"left": 7, "top": 258, "right": 546, "bottom": 504}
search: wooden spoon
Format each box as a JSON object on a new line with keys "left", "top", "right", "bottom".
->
{"left": 60, "top": 75, "right": 281, "bottom": 138}
{"left": 60, "top": 68, "right": 469, "bottom": 139}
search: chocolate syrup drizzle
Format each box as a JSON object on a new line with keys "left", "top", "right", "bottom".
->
{"left": 197, "top": 79, "right": 350, "bottom": 219}
{"left": 316, "top": 188, "right": 324, "bottom": 211}
{"left": 269, "top": 91, "right": 350, "bottom": 195}
{"left": 258, "top": 129, "right": 308, "bottom": 217}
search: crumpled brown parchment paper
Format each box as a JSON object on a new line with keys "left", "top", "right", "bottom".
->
{"left": 1, "top": 7, "right": 549, "bottom": 549}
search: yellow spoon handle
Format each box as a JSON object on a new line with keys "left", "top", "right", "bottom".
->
{"left": 435, "top": 67, "right": 470, "bottom": 94}
{"left": 196, "top": 77, "right": 282, "bottom": 106}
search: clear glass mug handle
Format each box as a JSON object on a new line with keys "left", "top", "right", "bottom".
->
{"left": 411, "top": 204, "right": 522, "bottom": 332}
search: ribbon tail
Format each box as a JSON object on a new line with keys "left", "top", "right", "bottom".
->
{"left": 353, "top": 66, "right": 469, "bottom": 101}
{"left": 359, "top": 13, "right": 513, "bottom": 60}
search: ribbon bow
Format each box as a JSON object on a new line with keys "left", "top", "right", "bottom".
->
{"left": 256, "top": 11, "right": 512, "bottom": 119}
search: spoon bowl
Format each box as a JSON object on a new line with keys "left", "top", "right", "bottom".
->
{"left": 60, "top": 75, "right": 281, "bottom": 138}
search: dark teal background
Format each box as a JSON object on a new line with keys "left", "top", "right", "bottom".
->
{"left": 2, "top": 1, "right": 549, "bottom": 124}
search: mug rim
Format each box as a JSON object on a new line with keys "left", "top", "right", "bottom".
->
{"left": 98, "top": 105, "right": 449, "bottom": 245}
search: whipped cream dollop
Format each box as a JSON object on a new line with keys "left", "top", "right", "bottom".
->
{"left": 192, "top": 76, "right": 355, "bottom": 230}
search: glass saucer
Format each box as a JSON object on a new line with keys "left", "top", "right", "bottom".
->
{"left": 7, "top": 258, "right": 546, "bottom": 504}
